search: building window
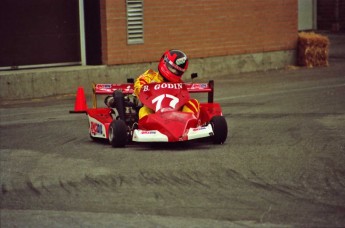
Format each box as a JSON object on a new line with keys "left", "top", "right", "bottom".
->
{"left": 126, "top": 0, "right": 144, "bottom": 44}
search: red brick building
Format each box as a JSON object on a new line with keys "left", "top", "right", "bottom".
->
{"left": 1, "top": 0, "right": 298, "bottom": 70}
{"left": 101, "top": 0, "right": 298, "bottom": 65}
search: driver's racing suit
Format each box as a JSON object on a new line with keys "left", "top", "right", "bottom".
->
{"left": 134, "top": 69, "right": 200, "bottom": 119}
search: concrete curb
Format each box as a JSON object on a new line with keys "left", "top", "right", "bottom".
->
{"left": 0, "top": 50, "right": 296, "bottom": 101}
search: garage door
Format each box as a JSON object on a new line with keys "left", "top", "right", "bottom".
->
{"left": 0, "top": 0, "right": 81, "bottom": 69}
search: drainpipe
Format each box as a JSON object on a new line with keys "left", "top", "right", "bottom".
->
{"left": 79, "top": 0, "right": 86, "bottom": 65}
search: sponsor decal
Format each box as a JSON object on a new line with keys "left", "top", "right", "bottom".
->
{"left": 141, "top": 131, "right": 156, "bottom": 134}
{"left": 96, "top": 84, "right": 112, "bottom": 92}
{"left": 193, "top": 127, "right": 206, "bottom": 132}
{"left": 191, "top": 83, "right": 208, "bottom": 89}
{"left": 90, "top": 122, "right": 103, "bottom": 135}
{"left": 96, "top": 84, "right": 112, "bottom": 89}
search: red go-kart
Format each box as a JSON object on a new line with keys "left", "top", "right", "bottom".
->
{"left": 79, "top": 75, "right": 228, "bottom": 147}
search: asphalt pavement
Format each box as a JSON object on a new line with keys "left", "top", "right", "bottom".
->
{"left": 0, "top": 32, "right": 345, "bottom": 227}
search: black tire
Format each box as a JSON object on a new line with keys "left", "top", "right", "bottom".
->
{"left": 108, "top": 119, "right": 128, "bottom": 148}
{"left": 113, "top": 90, "right": 125, "bottom": 120}
{"left": 210, "top": 116, "right": 228, "bottom": 144}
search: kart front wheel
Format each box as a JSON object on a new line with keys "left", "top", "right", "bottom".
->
{"left": 109, "top": 119, "right": 128, "bottom": 148}
{"left": 210, "top": 116, "right": 228, "bottom": 144}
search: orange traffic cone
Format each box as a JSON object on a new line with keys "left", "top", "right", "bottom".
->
{"left": 69, "top": 87, "right": 88, "bottom": 113}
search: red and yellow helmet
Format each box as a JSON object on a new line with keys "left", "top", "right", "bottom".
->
{"left": 158, "top": 50, "right": 189, "bottom": 83}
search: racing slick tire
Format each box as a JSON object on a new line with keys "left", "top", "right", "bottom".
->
{"left": 113, "top": 90, "right": 126, "bottom": 121}
{"left": 109, "top": 119, "right": 128, "bottom": 148}
{"left": 210, "top": 116, "right": 228, "bottom": 144}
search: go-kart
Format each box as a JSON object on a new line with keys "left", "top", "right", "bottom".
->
{"left": 78, "top": 75, "right": 228, "bottom": 147}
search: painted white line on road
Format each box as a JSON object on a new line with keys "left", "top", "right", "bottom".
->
{"left": 217, "top": 83, "right": 345, "bottom": 101}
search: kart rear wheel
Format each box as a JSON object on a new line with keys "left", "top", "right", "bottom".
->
{"left": 109, "top": 119, "right": 128, "bottom": 148}
{"left": 210, "top": 116, "right": 228, "bottom": 144}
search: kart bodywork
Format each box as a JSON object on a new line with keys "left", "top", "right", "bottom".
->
{"left": 83, "top": 76, "right": 228, "bottom": 147}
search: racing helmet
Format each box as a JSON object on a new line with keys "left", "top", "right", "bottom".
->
{"left": 158, "top": 49, "right": 188, "bottom": 83}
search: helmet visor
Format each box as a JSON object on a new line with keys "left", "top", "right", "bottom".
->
{"left": 164, "top": 56, "right": 185, "bottom": 76}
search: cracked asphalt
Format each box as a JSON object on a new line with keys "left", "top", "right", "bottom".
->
{"left": 1, "top": 33, "right": 345, "bottom": 227}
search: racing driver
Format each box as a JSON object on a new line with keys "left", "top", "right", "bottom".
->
{"left": 133, "top": 49, "right": 200, "bottom": 119}
{"left": 105, "top": 49, "right": 200, "bottom": 120}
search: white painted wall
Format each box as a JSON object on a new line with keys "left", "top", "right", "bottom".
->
{"left": 298, "top": 0, "right": 317, "bottom": 30}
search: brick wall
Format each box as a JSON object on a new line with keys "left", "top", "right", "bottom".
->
{"left": 101, "top": 0, "right": 298, "bottom": 65}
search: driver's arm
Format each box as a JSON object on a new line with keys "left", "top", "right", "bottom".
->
{"left": 134, "top": 69, "right": 156, "bottom": 96}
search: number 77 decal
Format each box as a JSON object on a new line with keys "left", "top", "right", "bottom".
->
{"left": 152, "top": 94, "right": 180, "bottom": 112}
